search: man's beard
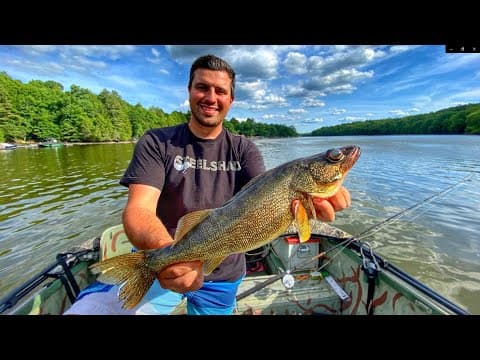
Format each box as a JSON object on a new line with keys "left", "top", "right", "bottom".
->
{"left": 192, "top": 113, "right": 223, "bottom": 128}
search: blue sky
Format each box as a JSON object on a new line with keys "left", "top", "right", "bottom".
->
{"left": 0, "top": 45, "right": 479, "bottom": 134}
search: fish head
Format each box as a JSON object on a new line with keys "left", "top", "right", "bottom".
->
{"left": 294, "top": 145, "right": 361, "bottom": 198}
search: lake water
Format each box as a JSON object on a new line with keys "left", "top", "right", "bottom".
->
{"left": 0, "top": 135, "right": 479, "bottom": 314}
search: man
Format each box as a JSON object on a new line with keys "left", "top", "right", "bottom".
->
{"left": 64, "top": 54, "right": 351, "bottom": 315}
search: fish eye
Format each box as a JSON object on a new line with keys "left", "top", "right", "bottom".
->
{"left": 326, "top": 148, "right": 344, "bottom": 163}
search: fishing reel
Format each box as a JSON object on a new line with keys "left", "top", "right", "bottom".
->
{"left": 360, "top": 243, "right": 381, "bottom": 284}
{"left": 281, "top": 271, "right": 295, "bottom": 289}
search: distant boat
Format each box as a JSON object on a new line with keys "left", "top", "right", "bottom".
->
{"left": 0, "top": 142, "right": 17, "bottom": 150}
{"left": 38, "top": 139, "right": 63, "bottom": 148}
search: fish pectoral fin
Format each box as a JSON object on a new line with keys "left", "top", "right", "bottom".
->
{"left": 292, "top": 200, "right": 311, "bottom": 243}
{"left": 203, "top": 256, "right": 226, "bottom": 275}
{"left": 174, "top": 209, "right": 213, "bottom": 244}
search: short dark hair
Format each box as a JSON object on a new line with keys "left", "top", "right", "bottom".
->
{"left": 188, "top": 54, "right": 235, "bottom": 98}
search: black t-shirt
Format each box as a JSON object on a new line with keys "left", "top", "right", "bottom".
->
{"left": 120, "top": 123, "right": 265, "bottom": 281}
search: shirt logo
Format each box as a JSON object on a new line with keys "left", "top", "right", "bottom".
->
{"left": 174, "top": 156, "right": 192, "bottom": 173}
{"left": 174, "top": 155, "right": 241, "bottom": 173}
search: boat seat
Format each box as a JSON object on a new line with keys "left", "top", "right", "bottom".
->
{"left": 100, "top": 224, "right": 134, "bottom": 261}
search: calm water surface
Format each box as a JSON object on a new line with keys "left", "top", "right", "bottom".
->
{"left": 1, "top": 135, "right": 479, "bottom": 314}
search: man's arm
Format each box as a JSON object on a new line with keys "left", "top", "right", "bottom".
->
{"left": 123, "top": 183, "right": 203, "bottom": 293}
{"left": 122, "top": 183, "right": 172, "bottom": 250}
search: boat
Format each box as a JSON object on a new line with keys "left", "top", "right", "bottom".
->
{"left": 38, "top": 138, "right": 63, "bottom": 148}
{"left": 0, "top": 221, "right": 470, "bottom": 315}
{"left": 0, "top": 142, "right": 17, "bottom": 150}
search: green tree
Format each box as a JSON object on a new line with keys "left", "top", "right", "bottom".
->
{"left": 99, "top": 90, "right": 132, "bottom": 141}
{"left": 465, "top": 110, "right": 480, "bottom": 134}
{"left": 0, "top": 85, "right": 23, "bottom": 141}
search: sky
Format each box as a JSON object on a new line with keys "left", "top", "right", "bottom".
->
{"left": 0, "top": 45, "right": 479, "bottom": 134}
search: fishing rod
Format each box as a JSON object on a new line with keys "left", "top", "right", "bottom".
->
{"left": 354, "top": 172, "right": 474, "bottom": 241}
{"left": 236, "top": 173, "right": 474, "bottom": 308}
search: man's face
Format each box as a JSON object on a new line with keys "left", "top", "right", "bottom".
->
{"left": 189, "top": 68, "right": 234, "bottom": 128}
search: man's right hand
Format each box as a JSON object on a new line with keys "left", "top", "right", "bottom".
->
{"left": 156, "top": 261, "right": 204, "bottom": 293}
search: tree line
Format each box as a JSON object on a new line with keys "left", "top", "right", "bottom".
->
{"left": 309, "top": 103, "right": 480, "bottom": 136}
{"left": 2, "top": 71, "right": 478, "bottom": 142}
{"left": 0, "top": 72, "right": 298, "bottom": 143}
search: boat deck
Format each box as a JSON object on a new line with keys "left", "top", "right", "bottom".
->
{"left": 235, "top": 272, "right": 340, "bottom": 315}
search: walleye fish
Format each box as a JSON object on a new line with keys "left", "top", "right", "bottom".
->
{"left": 90, "top": 145, "right": 361, "bottom": 308}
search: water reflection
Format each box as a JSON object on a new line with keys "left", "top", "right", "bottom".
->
{"left": 0, "top": 136, "right": 479, "bottom": 314}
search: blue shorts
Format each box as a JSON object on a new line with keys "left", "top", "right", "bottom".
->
{"left": 71, "top": 275, "right": 244, "bottom": 315}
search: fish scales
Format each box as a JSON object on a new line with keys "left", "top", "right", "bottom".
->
{"left": 90, "top": 145, "right": 361, "bottom": 308}
{"left": 151, "top": 169, "right": 295, "bottom": 263}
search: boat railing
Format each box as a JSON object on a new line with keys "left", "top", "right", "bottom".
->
{"left": 0, "top": 240, "right": 99, "bottom": 314}
{"left": 311, "top": 234, "right": 471, "bottom": 315}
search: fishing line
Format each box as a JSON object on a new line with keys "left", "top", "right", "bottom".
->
{"left": 355, "top": 173, "right": 474, "bottom": 241}
{"left": 292, "top": 173, "right": 474, "bottom": 275}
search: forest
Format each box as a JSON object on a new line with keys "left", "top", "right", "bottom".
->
{"left": 309, "top": 103, "right": 480, "bottom": 136}
{"left": 1, "top": 71, "right": 478, "bottom": 143}
{"left": 0, "top": 72, "right": 297, "bottom": 143}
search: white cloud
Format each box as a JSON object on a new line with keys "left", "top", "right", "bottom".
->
{"left": 304, "top": 68, "right": 374, "bottom": 94}
{"left": 330, "top": 108, "right": 346, "bottom": 115}
{"left": 300, "top": 117, "right": 324, "bottom": 124}
{"left": 288, "top": 109, "right": 307, "bottom": 114}
{"left": 302, "top": 98, "right": 325, "bottom": 107}
{"left": 389, "top": 45, "right": 418, "bottom": 53}
{"left": 151, "top": 48, "right": 160, "bottom": 57}
{"left": 389, "top": 110, "right": 409, "bottom": 117}
{"left": 105, "top": 75, "right": 139, "bottom": 88}
{"left": 343, "top": 116, "right": 365, "bottom": 122}
{"left": 229, "top": 49, "right": 278, "bottom": 80}
{"left": 283, "top": 52, "right": 307, "bottom": 75}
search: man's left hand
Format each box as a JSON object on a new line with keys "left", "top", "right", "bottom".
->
{"left": 311, "top": 186, "right": 351, "bottom": 222}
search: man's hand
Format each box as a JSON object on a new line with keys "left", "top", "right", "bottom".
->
{"left": 311, "top": 186, "right": 351, "bottom": 222}
{"left": 156, "top": 261, "right": 204, "bottom": 293}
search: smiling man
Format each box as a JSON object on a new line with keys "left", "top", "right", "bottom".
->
{"left": 64, "top": 54, "right": 352, "bottom": 315}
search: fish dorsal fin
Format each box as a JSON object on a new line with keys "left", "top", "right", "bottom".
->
{"left": 203, "top": 256, "right": 226, "bottom": 275}
{"left": 173, "top": 209, "right": 212, "bottom": 244}
{"left": 292, "top": 200, "right": 311, "bottom": 243}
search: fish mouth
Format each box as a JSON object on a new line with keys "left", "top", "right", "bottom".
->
{"left": 352, "top": 145, "right": 361, "bottom": 161}
{"left": 343, "top": 145, "right": 361, "bottom": 161}
{"left": 340, "top": 145, "right": 361, "bottom": 171}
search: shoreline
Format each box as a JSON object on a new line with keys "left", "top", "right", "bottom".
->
{"left": 10, "top": 140, "right": 137, "bottom": 148}
{"left": 5, "top": 133, "right": 477, "bottom": 149}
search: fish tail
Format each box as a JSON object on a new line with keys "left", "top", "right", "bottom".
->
{"left": 89, "top": 251, "right": 157, "bottom": 309}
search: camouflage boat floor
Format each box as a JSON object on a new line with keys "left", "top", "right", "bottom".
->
{"left": 234, "top": 272, "right": 341, "bottom": 315}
